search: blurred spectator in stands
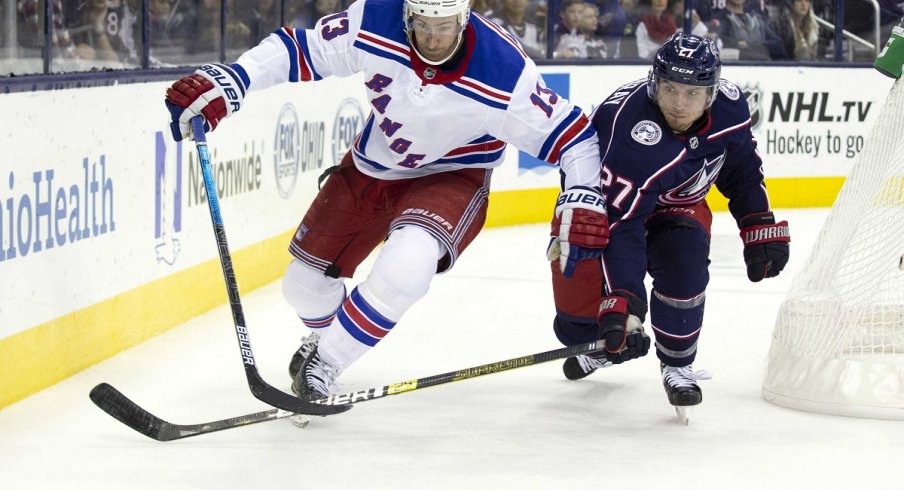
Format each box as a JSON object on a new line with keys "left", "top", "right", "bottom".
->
{"left": 635, "top": 0, "right": 677, "bottom": 58}
{"left": 194, "top": 0, "right": 253, "bottom": 53}
{"left": 713, "top": 0, "right": 784, "bottom": 59}
{"left": 290, "top": 0, "right": 343, "bottom": 28}
{"left": 812, "top": 0, "right": 904, "bottom": 61}
{"left": 149, "top": 0, "right": 191, "bottom": 46}
{"left": 771, "top": 0, "right": 818, "bottom": 60}
{"left": 529, "top": 0, "right": 548, "bottom": 33}
{"left": 471, "top": 0, "right": 496, "bottom": 15}
{"left": 489, "top": 0, "right": 546, "bottom": 59}
{"left": 554, "top": 0, "right": 587, "bottom": 59}
{"left": 878, "top": 1, "right": 904, "bottom": 42}
{"left": 582, "top": 2, "right": 609, "bottom": 58}
{"left": 16, "top": 0, "right": 77, "bottom": 59}
{"left": 672, "top": 0, "right": 714, "bottom": 37}
{"left": 69, "top": 0, "right": 140, "bottom": 64}
{"left": 592, "top": 0, "right": 627, "bottom": 57}
{"left": 681, "top": 0, "right": 713, "bottom": 22}
{"left": 240, "top": 0, "right": 281, "bottom": 42}
{"left": 147, "top": 0, "right": 195, "bottom": 65}
{"left": 708, "top": 0, "right": 766, "bottom": 17}
{"left": 618, "top": 0, "right": 641, "bottom": 58}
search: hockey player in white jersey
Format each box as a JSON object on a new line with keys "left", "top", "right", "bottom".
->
{"left": 164, "top": 0, "right": 609, "bottom": 422}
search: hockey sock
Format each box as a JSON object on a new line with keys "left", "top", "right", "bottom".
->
{"left": 282, "top": 259, "right": 347, "bottom": 330}
{"left": 319, "top": 226, "right": 444, "bottom": 369}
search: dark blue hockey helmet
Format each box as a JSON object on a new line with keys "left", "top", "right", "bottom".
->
{"left": 647, "top": 32, "right": 722, "bottom": 108}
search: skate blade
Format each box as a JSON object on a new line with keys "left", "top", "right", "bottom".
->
{"left": 289, "top": 414, "right": 313, "bottom": 428}
{"left": 675, "top": 406, "right": 692, "bottom": 425}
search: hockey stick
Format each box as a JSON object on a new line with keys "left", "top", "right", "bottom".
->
{"left": 89, "top": 340, "right": 606, "bottom": 441}
{"left": 181, "top": 116, "right": 347, "bottom": 416}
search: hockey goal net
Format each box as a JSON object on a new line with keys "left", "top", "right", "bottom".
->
{"left": 762, "top": 79, "right": 904, "bottom": 420}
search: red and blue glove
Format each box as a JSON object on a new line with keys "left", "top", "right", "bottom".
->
{"left": 547, "top": 187, "right": 609, "bottom": 278}
{"left": 739, "top": 212, "right": 790, "bottom": 282}
{"left": 165, "top": 63, "right": 246, "bottom": 141}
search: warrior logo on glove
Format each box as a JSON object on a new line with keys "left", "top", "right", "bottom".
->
{"left": 739, "top": 212, "right": 790, "bottom": 282}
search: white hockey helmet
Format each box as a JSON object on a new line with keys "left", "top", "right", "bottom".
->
{"left": 404, "top": 0, "right": 471, "bottom": 31}
{"left": 404, "top": 0, "right": 471, "bottom": 65}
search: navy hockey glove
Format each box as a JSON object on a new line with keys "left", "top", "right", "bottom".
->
{"left": 597, "top": 290, "right": 650, "bottom": 364}
{"left": 547, "top": 187, "right": 609, "bottom": 278}
{"left": 165, "top": 63, "right": 246, "bottom": 141}
{"left": 740, "top": 212, "right": 790, "bottom": 282}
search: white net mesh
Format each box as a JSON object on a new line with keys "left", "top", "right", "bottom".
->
{"left": 762, "top": 80, "right": 904, "bottom": 420}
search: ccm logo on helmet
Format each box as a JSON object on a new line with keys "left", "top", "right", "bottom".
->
{"left": 671, "top": 67, "right": 694, "bottom": 74}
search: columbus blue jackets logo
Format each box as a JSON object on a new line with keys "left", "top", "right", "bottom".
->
{"left": 718, "top": 80, "right": 740, "bottom": 101}
{"left": 739, "top": 82, "right": 764, "bottom": 132}
{"left": 631, "top": 121, "right": 662, "bottom": 145}
{"left": 661, "top": 152, "right": 726, "bottom": 205}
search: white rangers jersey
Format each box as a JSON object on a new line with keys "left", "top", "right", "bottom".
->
{"left": 227, "top": 0, "right": 601, "bottom": 189}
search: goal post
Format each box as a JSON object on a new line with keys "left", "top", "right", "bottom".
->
{"left": 761, "top": 78, "right": 904, "bottom": 420}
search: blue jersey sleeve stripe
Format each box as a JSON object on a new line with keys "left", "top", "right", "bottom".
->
{"left": 431, "top": 149, "right": 506, "bottom": 165}
{"left": 297, "top": 33, "right": 323, "bottom": 81}
{"left": 538, "top": 107, "right": 582, "bottom": 160}
{"left": 275, "top": 29, "right": 300, "bottom": 82}
{"left": 353, "top": 40, "right": 411, "bottom": 67}
{"left": 353, "top": 149, "right": 391, "bottom": 171}
{"left": 445, "top": 83, "right": 508, "bottom": 110}
{"left": 557, "top": 126, "right": 596, "bottom": 157}
{"left": 227, "top": 63, "right": 251, "bottom": 92}
{"left": 354, "top": 113, "right": 375, "bottom": 154}
{"left": 468, "top": 135, "right": 498, "bottom": 144}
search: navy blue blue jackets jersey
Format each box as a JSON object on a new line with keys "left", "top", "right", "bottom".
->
{"left": 594, "top": 78, "right": 772, "bottom": 299}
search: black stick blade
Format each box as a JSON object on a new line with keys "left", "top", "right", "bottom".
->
{"left": 90, "top": 383, "right": 346, "bottom": 441}
{"left": 89, "top": 383, "right": 170, "bottom": 441}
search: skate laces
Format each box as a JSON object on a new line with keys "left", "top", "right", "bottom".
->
{"left": 304, "top": 351, "right": 343, "bottom": 397}
{"left": 576, "top": 354, "right": 612, "bottom": 373}
{"left": 661, "top": 365, "right": 712, "bottom": 389}
{"left": 299, "top": 332, "right": 320, "bottom": 357}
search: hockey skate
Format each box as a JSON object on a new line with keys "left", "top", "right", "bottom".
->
{"left": 562, "top": 354, "right": 612, "bottom": 380}
{"left": 290, "top": 346, "right": 343, "bottom": 428}
{"left": 288, "top": 331, "right": 321, "bottom": 380}
{"left": 661, "top": 363, "right": 712, "bottom": 425}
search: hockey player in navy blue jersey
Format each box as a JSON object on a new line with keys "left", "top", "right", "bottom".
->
{"left": 164, "top": 0, "right": 609, "bottom": 424}
{"left": 548, "top": 32, "right": 790, "bottom": 417}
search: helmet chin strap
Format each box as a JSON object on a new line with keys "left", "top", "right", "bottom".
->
{"left": 409, "top": 32, "right": 465, "bottom": 66}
